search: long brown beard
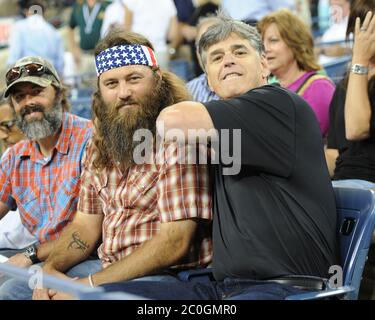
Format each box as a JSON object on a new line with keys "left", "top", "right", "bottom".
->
{"left": 99, "top": 76, "right": 171, "bottom": 167}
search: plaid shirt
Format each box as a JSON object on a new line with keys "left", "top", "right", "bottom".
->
{"left": 78, "top": 140, "right": 212, "bottom": 269}
{"left": 0, "top": 113, "right": 92, "bottom": 243}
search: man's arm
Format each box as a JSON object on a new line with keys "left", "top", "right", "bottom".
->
{"left": 67, "top": 27, "right": 81, "bottom": 68}
{"left": 86, "top": 218, "right": 198, "bottom": 287}
{"left": 42, "top": 211, "right": 103, "bottom": 274}
{"left": 6, "top": 239, "right": 58, "bottom": 268}
{"left": 157, "top": 101, "right": 215, "bottom": 141}
{"left": 0, "top": 200, "right": 57, "bottom": 267}
{"left": 124, "top": 4, "right": 133, "bottom": 31}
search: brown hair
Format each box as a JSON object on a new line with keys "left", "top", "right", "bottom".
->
{"left": 257, "top": 9, "right": 321, "bottom": 72}
{"left": 57, "top": 86, "right": 70, "bottom": 112}
{"left": 346, "top": 0, "right": 375, "bottom": 39}
{"left": 92, "top": 30, "right": 190, "bottom": 169}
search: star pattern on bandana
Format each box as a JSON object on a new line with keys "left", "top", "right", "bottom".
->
{"left": 95, "top": 45, "right": 156, "bottom": 75}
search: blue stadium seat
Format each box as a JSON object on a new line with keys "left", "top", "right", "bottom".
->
{"left": 178, "top": 187, "right": 375, "bottom": 300}
{"left": 287, "top": 187, "right": 375, "bottom": 300}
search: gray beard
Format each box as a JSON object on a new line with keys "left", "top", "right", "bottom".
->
{"left": 16, "top": 103, "right": 63, "bottom": 141}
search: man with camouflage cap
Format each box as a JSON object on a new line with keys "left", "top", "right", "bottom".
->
{"left": 0, "top": 56, "right": 92, "bottom": 281}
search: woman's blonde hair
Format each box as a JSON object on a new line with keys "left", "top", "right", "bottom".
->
{"left": 257, "top": 9, "right": 321, "bottom": 72}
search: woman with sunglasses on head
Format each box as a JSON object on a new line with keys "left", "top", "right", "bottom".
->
{"left": 326, "top": 0, "right": 375, "bottom": 189}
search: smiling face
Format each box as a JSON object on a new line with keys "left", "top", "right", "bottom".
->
{"left": 97, "top": 64, "right": 167, "bottom": 165}
{"left": 10, "top": 82, "right": 63, "bottom": 140}
{"left": 99, "top": 64, "right": 158, "bottom": 115}
{"left": 263, "top": 23, "right": 296, "bottom": 77}
{"left": 205, "top": 33, "right": 268, "bottom": 99}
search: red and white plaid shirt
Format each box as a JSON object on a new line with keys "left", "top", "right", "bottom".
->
{"left": 78, "top": 140, "right": 212, "bottom": 269}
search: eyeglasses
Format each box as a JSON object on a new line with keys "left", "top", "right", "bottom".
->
{"left": 0, "top": 120, "right": 17, "bottom": 133}
{"left": 5, "top": 63, "right": 53, "bottom": 86}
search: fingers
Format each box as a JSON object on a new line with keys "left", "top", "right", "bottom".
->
{"left": 361, "top": 11, "right": 373, "bottom": 31}
{"left": 32, "top": 288, "right": 51, "bottom": 300}
{"left": 355, "top": 17, "right": 360, "bottom": 35}
{"left": 48, "top": 288, "right": 58, "bottom": 297}
{"left": 368, "top": 11, "right": 375, "bottom": 33}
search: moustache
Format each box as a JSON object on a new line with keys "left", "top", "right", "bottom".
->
{"left": 115, "top": 99, "right": 139, "bottom": 111}
{"left": 20, "top": 105, "right": 44, "bottom": 119}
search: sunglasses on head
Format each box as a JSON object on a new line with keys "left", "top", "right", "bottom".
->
{"left": 5, "top": 63, "right": 54, "bottom": 86}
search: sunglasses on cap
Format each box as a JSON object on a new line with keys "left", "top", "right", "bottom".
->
{"left": 5, "top": 63, "right": 55, "bottom": 86}
{"left": 0, "top": 120, "right": 17, "bottom": 133}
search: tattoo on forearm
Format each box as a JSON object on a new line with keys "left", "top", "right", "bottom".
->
{"left": 68, "top": 232, "right": 89, "bottom": 252}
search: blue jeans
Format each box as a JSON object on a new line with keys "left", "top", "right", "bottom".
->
{"left": 101, "top": 277, "right": 307, "bottom": 300}
{"left": 0, "top": 259, "right": 102, "bottom": 300}
{"left": 332, "top": 179, "right": 375, "bottom": 189}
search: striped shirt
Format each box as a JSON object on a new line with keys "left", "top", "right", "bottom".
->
{"left": 78, "top": 141, "right": 212, "bottom": 269}
{"left": 187, "top": 73, "right": 219, "bottom": 103}
{"left": 0, "top": 113, "right": 92, "bottom": 243}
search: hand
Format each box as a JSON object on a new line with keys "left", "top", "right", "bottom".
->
{"left": 48, "top": 277, "right": 89, "bottom": 300}
{"left": 352, "top": 11, "right": 375, "bottom": 64}
{"left": 32, "top": 267, "right": 77, "bottom": 300}
{"left": 50, "top": 290, "right": 75, "bottom": 300}
{"left": 6, "top": 252, "right": 33, "bottom": 268}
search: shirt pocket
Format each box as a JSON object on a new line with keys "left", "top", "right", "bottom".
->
{"left": 125, "top": 169, "right": 159, "bottom": 209}
{"left": 55, "top": 176, "right": 80, "bottom": 213}
{"left": 12, "top": 186, "right": 40, "bottom": 228}
{"left": 60, "top": 176, "right": 80, "bottom": 197}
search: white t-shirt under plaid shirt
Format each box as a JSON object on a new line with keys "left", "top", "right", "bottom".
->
{"left": 78, "top": 140, "right": 212, "bottom": 269}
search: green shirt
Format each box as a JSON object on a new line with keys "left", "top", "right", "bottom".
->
{"left": 69, "top": 0, "right": 109, "bottom": 51}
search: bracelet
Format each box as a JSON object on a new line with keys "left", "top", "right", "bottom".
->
{"left": 88, "top": 273, "right": 95, "bottom": 288}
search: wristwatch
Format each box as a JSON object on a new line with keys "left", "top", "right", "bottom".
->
{"left": 23, "top": 244, "right": 41, "bottom": 264}
{"left": 351, "top": 64, "right": 369, "bottom": 75}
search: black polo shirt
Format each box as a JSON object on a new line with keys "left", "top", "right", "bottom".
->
{"left": 204, "top": 84, "right": 339, "bottom": 281}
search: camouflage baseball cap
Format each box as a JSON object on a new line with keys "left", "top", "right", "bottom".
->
{"left": 4, "top": 56, "right": 61, "bottom": 98}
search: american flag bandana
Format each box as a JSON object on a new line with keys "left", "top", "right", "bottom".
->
{"left": 95, "top": 44, "right": 158, "bottom": 76}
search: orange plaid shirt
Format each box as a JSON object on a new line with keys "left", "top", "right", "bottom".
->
{"left": 0, "top": 113, "right": 92, "bottom": 243}
{"left": 78, "top": 140, "right": 212, "bottom": 269}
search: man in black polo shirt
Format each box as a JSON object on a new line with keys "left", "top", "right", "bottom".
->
{"left": 101, "top": 13, "right": 339, "bottom": 300}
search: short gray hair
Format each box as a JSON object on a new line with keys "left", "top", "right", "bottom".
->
{"left": 198, "top": 13, "right": 264, "bottom": 69}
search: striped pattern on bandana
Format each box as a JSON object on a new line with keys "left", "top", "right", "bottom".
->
{"left": 95, "top": 44, "right": 158, "bottom": 75}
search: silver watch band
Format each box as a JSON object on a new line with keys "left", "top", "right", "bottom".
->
{"left": 351, "top": 64, "right": 369, "bottom": 75}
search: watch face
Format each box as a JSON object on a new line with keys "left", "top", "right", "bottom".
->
{"left": 352, "top": 64, "right": 368, "bottom": 74}
{"left": 25, "top": 246, "right": 35, "bottom": 257}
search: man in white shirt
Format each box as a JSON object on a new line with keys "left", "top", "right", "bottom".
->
{"left": 100, "top": 0, "right": 128, "bottom": 38}
{"left": 125, "top": 0, "right": 179, "bottom": 69}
